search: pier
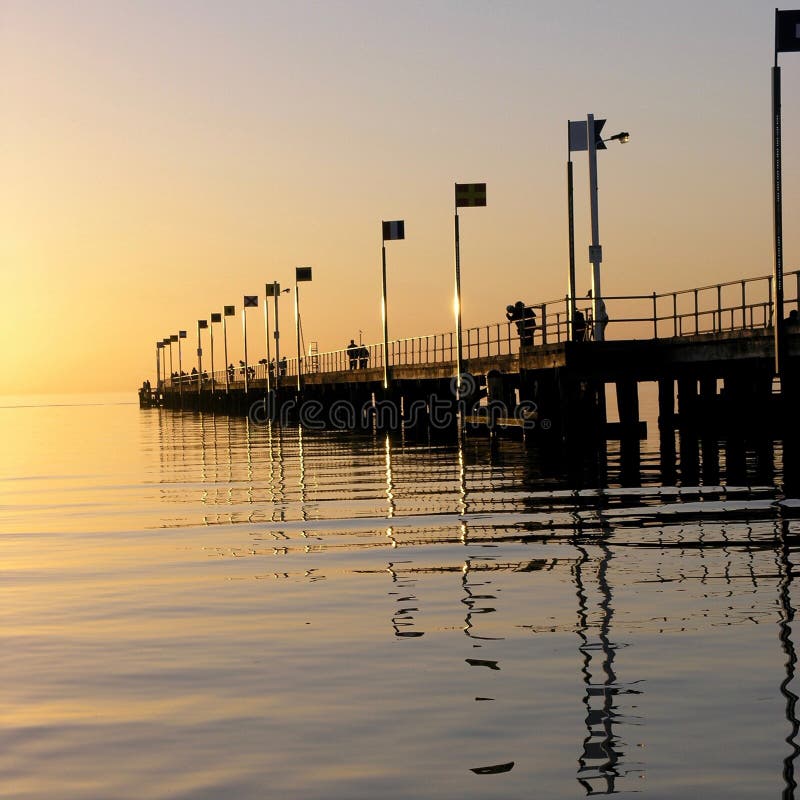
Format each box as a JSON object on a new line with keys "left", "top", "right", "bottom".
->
{"left": 141, "top": 269, "right": 800, "bottom": 488}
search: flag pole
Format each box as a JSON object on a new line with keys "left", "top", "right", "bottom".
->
{"left": 587, "top": 113, "right": 605, "bottom": 342}
{"left": 381, "top": 240, "right": 390, "bottom": 390}
{"left": 454, "top": 206, "right": 463, "bottom": 401}
{"left": 567, "top": 122, "right": 577, "bottom": 340}
{"left": 295, "top": 281, "right": 302, "bottom": 392}
{"left": 772, "top": 10, "right": 785, "bottom": 384}
{"left": 156, "top": 343, "right": 161, "bottom": 391}
{"left": 243, "top": 306, "right": 249, "bottom": 395}
{"left": 273, "top": 282, "right": 281, "bottom": 383}
{"left": 178, "top": 334, "right": 184, "bottom": 409}
{"left": 223, "top": 314, "right": 230, "bottom": 394}
{"left": 263, "top": 286, "right": 272, "bottom": 394}
{"left": 168, "top": 340, "right": 174, "bottom": 389}
{"left": 209, "top": 321, "right": 215, "bottom": 397}
{"left": 197, "top": 322, "right": 202, "bottom": 401}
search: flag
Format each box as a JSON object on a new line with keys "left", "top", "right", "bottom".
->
{"left": 382, "top": 220, "right": 405, "bottom": 240}
{"left": 157, "top": 341, "right": 164, "bottom": 349}
{"left": 179, "top": 330, "right": 186, "bottom": 338}
{"left": 455, "top": 183, "right": 486, "bottom": 207}
{"left": 170, "top": 334, "right": 178, "bottom": 342}
{"left": 777, "top": 10, "right": 800, "bottom": 52}
{"left": 198, "top": 319, "right": 208, "bottom": 329}
{"left": 224, "top": 305, "right": 235, "bottom": 316}
{"left": 265, "top": 282, "right": 278, "bottom": 297}
{"left": 296, "top": 267, "right": 313, "bottom": 282}
{"left": 569, "top": 119, "right": 606, "bottom": 152}
{"left": 210, "top": 313, "right": 221, "bottom": 323}
{"left": 162, "top": 338, "right": 170, "bottom": 345}
{"left": 243, "top": 296, "right": 258, "bottom": 307}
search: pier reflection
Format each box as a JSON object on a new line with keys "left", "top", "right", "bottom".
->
{"left": 147, "top": 409, "right": 800, "bottom": 795}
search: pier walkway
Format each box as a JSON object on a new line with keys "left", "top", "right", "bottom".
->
{"left": 141, "top": 269, "right": 800, "bottom": 489}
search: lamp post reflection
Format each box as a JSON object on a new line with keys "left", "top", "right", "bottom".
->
{"left": 777, "top": 516, "right": 800, "bottom": 796}
{"left": 573, "top": 539, "right": 641, "bottom": 794}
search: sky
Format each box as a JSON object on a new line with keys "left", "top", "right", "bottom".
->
{"left": 1, "top": 0, "right": 799, "bottom": 394}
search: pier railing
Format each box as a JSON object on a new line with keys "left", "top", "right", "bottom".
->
{"left": 163, "top": 268, "right": 799, "bottom": 388}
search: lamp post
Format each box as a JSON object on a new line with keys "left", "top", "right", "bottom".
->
{"left": 178, "top": 330, "right": 186, "bottom": 409}
{"left": 242, "top": 296, "right": 258, "bottom": 394}
{"left": 223, "top": 305, "right": 235, "bottom": 393}
{"left": 453, "top": 183, "right": 486, "bottom": 400}
{"left": 166, "top": 337, "right": 174, "bottom": 386}
{"left": 169, "top": 333, "right": 179, "bottom": 403}
{"left": 209, "top": 314, "right": 221, "bottom": 396}
{"left": 381, "top": 221, "right": 405, "bottom": 390}
{"left": 197, "top": 319, "right": 208, "bottom": 400}
{"left": 567, "top": 117, "right": 628, "bottom": 341}
{"left": 294, "top": 267, "right": 313, "bottom": 392}
{"left": 263, "top": 284, "right": 274, "bottom": 394}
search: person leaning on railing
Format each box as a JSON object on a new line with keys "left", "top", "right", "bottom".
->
{"left": 506, "top": 301, "right": 536, "bottom": 346}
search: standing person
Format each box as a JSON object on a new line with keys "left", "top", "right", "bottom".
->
{"left": 572, "top": 309, "right": 587, "bottom": 342}
{"left": 346, "top": 339, "right": 358, "bottom": 370}
{"left": 358, "top": 346, "right": 369, "bottom": 369}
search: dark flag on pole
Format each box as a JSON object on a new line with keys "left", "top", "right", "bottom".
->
{"left": 198, "top": 319, "right": 208, "bottom": 329}
{"left": 243, "top": 296, "right": 258, "bottom": 307}
{"left": 777, "top": 9, "right": 800, "bottom": 52}
{"left": 569, "top": 119, "right": 607, "bottom": 151}
{"left": 224, "top": 305, "right": 235, "bottom": 316}
{"left": 382, "top": 220, "right": 405, "bottom": 240}
{"left": 455, "top": 183, "right": 487, "bottom": 207}
{"left": 170, "top": 334, "right": 178, "bottom": 342}
{"left": 179, "top": 330, "right": 186, "bottom": 338}
{"left": 296, "top": 267, "right": 313, "bottom": 282}
{"left": 210, "top": 313, "right": 221, "bottom": 323}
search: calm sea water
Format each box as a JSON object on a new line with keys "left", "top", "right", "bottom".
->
{"left": 1, "top": 392, "right": 799, "bottom": 799}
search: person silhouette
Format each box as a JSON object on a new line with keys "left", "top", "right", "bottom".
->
{"left": 346, "top": 339, "right": 358, "bottom": 370}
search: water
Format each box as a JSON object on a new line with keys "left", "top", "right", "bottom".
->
{"left": 1, "top": 393, "right": 799, "bottom": 799}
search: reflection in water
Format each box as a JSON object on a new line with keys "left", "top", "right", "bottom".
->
{"left": 461, "top": 559, "right": 502, "bottom": 642}
{"left": 778, "top": 517, "right": 800, "bottom": 799}
{"left": 573, "top": 541, "right": 641, "bottom": 794}
{"left": 386, "top": 561, "right": 425, "bottom": 638}
{"left": 9, "top": 401, "right": 800, "bottom": 798}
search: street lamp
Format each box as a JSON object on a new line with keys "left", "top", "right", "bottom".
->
{"left": 222, "top": 305, "right": 235, "bottom": 393}
{"left": 266, "top": 282, "right": 291, "bottom": 391}
{"left": 156, "top": 341, "right": 163, "bottom": 389}
{"left": 197, "top": 319, "right": 208, "bottom": 400}
{"left": 242, "top": 296, "right": 258, "bottom": 394}
{"left": 178, "top": 330, "right": 186, "bottom": 408}
{"left": 209, "top": 314, "right": 221, "bottom": 395}
{"left": 294, "top": 267, "right": 313, "bottom": 391}
{"left": 567, "top": 116, "right": 629, "bottom": 342}
{"left": 381, "top": 220, "right": 405, "bottom": 390}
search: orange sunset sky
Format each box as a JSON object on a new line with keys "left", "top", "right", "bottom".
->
{"left": 1, "top": 0, "right": 798, "bottom": 394}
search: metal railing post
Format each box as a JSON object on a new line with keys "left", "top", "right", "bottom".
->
{"left": 768, "top": 276, "right": 774, "bottom": 326}
{"left": 672, "top": 293, "right": 678, "bottom": 337}
{"left": 540, "top": 304, "right": 547, "bottom": 345}
{"left": 741, "top": 280, "right": 746, "bottom": 329}
{"left": 652, "top": 292, "right": 658, "bottom": 338}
